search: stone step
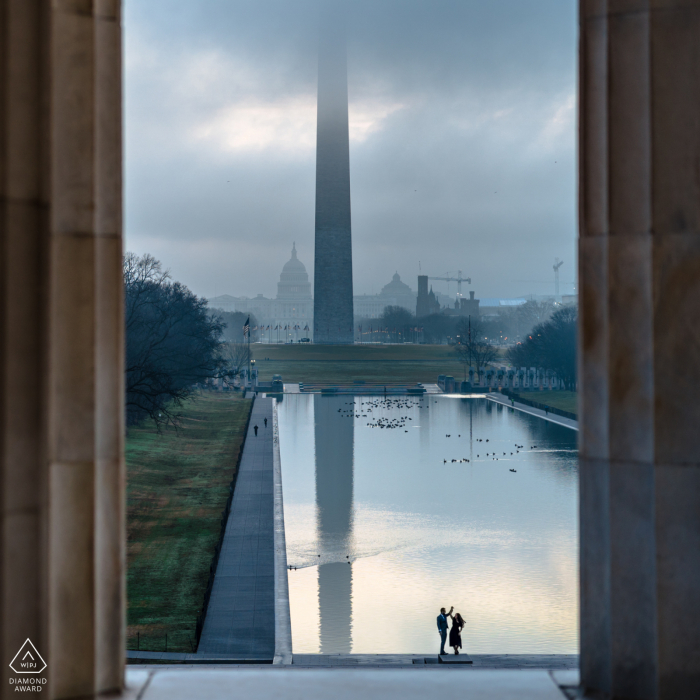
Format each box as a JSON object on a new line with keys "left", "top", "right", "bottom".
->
{"left": 438, "top": 654, "right": 473, "bottom": 664}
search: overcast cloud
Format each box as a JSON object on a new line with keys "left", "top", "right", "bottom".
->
{"left": 124, "top": 0, "right": 577, "bottom": 301}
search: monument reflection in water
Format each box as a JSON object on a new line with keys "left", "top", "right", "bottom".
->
{"left": 314, "top": 395, "right": 354, "bottom": 652}
{"left": 278, "top": 394, "right": 579, "bottom": 654}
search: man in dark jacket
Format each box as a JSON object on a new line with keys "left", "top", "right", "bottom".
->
{"left": 437, "top": 606, "right": 453, "bottom": 655}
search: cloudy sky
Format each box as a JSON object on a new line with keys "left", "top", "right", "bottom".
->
{"left": 124, "top": 0, "right": 577, "bottom": 302}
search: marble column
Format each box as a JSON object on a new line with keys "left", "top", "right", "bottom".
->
{"left": 0, "top": 2, "right": 124, "bottom": 699}
{"left": 579, "top": 1, "right": 700, "bottom": 698}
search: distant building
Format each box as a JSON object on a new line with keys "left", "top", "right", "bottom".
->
{"left": 416, "top": 275, "right": 442, "bottom": 316}
{"left": 457, "top": 291, "right": 480, "bottom": 317}
{"left": 379, "top": 272, "right": 416, "bottom": 312}
{"left": 210, "top": 254, "right": 419, "bottom": 334}
{"left": 353, "top": 295, "right": 389, "bottom": 319}
{"left": 478, "top": 298, "right": 527, "bottom": 319}
{"left": 354, "top": 272, "right": 416, "bottom": 319}
{"left": 208, "top": 244, "right": 314, "bottom": 341}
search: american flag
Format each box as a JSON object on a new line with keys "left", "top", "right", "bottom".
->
{"left": 243, "top": 316, "right": 250, "bottom": 338}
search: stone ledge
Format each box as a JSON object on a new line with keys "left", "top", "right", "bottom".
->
{"left": 127, "top": 651, "right": 271, "bottom": 665}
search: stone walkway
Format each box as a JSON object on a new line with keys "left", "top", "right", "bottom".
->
{"left": 125, "top": 667, "right": 579, "bottom": 699}
{"left": 196, "top": 397, "right": 275, "bottom": 659}
{"left": 486, "top": 393, "right": 578, "bottom": 431}
{"left": 292, "top": 654, "right": 578, "bottom": 669}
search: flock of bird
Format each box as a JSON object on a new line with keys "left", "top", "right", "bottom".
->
{"left": 442, "top": 440, "right": 542, "bottom": 473}
{"left": 333, "top": 398, "right": 545, "bottom": 475}
{"left": 337, "top": 398, "right": 424, "bottom": 431}
{"left": 286, "top": 400, "right": 554, "bottom": 573}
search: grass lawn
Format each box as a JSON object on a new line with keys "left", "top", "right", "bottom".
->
{"left": 514, "top": 390, "right": 578, "bottom": 416}
{"left": 251, "top": 344, "right": 502, "bottom": 384}
{"left": 126, "top": 391, "right": 252, "bottom": 653}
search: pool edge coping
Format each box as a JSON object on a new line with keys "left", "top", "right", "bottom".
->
{"left": 485, "top": 393, "right": 579, "bottom": 432}
{"left": 272, "top": 398, "right": 293, "bottom": 664}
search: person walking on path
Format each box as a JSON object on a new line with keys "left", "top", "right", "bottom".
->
{"left": 254, "top": 424, "right": 259, "bottom": 436}
{"left": 449, "top": 612, "right": 465, "bottom": 655}
{"left": 264, "top": 417, "right": 268, "bottom": 428}
{"left": 437, "top": 606, "right": 453, "bottom": 655}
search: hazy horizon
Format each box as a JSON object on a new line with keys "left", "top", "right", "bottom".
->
{"left": 124, "top": 0, "right": 577, "bottom": 303}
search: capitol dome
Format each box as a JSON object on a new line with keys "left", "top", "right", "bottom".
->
{"left": 380, "top": 272, "right": 413, "bottom": 298}
{"left": 277, "top": 243, "right": 312, "bottom": 299}
{"left": 377, "top": 271, "right": 416, "bottom": 313}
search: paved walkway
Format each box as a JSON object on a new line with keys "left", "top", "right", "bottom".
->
{"left": 486, "top": 393, "right": 578, "bottom": 431}
{"left": 126, "top": 652, "right": 578, "bottom": 669}
{"left": 125, "top": 667, "right": 579, "bottom": 699}
{"left": 292, "top": 654, "right": 577, "bottom": 669}
{"left": 197, "top": 398, "right": 275, "bottom": 659}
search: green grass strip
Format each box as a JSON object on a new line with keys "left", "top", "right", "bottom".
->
{"left": 514, "top": 390, "right": 578, "bottom": 416}
{"left": 126, "top": 391, "right": 252, "bottom": 653}
{"left": 250, "top": 344, "right": 505, "bottom": 384}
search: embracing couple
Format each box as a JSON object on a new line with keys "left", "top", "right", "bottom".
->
{"left": 437, "top": 606, "right": 465, "bottom": 656}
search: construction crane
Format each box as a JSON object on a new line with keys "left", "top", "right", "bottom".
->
{"left": 553, "top": 258, "right": 564, "bottom": 298}
{"left": 428, "top": 270, "right": 471, "bottom": 298}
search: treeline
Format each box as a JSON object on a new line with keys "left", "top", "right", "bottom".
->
{"left": 453, "top": 317, "right": 499, "bottom": 378}
{"left": 506, "top": 307, "right": 577, "bottom": 390}
{"left": 357, "top": 300, "right": 558, "bottom": 345}
{"left": 124, "top": 251, "right": 577, "bottom": 426}
{"left": 356, "top": 306, "right": 463, "bottom": 344}
{"left": 125, "top": 253, "right": 243, "bottom": 427}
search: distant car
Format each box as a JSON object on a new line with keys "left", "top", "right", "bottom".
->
{"left": 300, "top": 337, "right": 311, "bottom": 343}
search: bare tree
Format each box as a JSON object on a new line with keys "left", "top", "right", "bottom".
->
{"left": 454, "top": 317, "right": 499, "bottom": 380}
{"left": 498, "top": 299, "right": 555, "bottom": 341}
{"left": 218, "top": 341, "right": 250, "bottom": 383}
{"left": 380, "top": 305, "right": 414, "bottom": 343}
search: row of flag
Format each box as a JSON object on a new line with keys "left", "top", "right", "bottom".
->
{"left": 243, "top": 316, "right": 309, "bottom": 338}
{"left": 358, "top": 326, "right": 425, "bottom": 332}
{"left": 241, "top": 317, "right": 426, "bottom": 338}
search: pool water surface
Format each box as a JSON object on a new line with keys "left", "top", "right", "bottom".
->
{"left": 277, "top": 394, "right": 578, "bottom": 655}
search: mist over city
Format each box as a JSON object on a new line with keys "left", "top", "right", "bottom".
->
{"left": 9, "top": 0, "right": 697, "bottom": 695}
{"left": 124, "top": 0, "right": 577, "bottom": 302}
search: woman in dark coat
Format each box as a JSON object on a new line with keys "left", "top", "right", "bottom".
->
{"left": 449, "top": 612, "right": 465, "bottom": 654}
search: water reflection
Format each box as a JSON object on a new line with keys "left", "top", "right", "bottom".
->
{"left": 279, "top": 395, "right": 579, "bottom": 654}
{"left": 314, "top": 395, "right": 354, "bottom": 652}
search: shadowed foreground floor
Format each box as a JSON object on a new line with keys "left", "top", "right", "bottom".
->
{"left": 125, "top": 667, "right": 579, "bottom": 699}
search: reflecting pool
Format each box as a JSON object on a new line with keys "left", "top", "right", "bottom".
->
{"left": 277, "top": 394, "right": 578, "bottom": 654}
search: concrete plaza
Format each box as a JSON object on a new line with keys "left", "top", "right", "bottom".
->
{"left": 124, "top": 667, "right": 579, "bottom": 700}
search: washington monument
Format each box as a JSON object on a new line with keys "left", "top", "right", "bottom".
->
{"left": 313, "top": 8, "right": 354, "bottom": 344}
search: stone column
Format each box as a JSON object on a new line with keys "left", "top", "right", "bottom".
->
{"left": 0, "top": 2, "right": 124, "bottom": 699}
{"left": 579, "top": 1, "right": 700, "bottom": 698}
